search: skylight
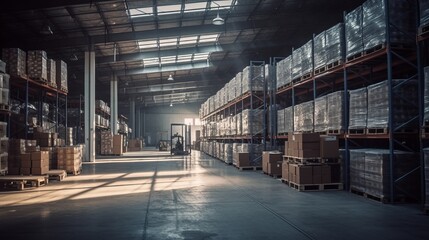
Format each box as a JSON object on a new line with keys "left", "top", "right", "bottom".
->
{"left": 159, "top": 37, "right": 178, "bottom": 47}
{"left": 138, "top": 39, "right": 158, "bottom": 49}
{"left": 138, "top": 34, "right": 220, "bottom": 50}
{"left": 143, "top": 53, "right": 211, "bottom": 67}
{"left": 129, "top": 0, "right": 236, "bottom": 18}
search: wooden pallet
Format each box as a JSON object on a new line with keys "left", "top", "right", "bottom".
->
{"left": 314, "top": 65, "right": 326, "bottom": 75}
{"left": 366, "top": 128, "right": 388, "bottom": 135}
{"left": 46, "top": 170, "right": 67, "bottom": 181}
{"left": 300, "top": 72, "right": 313, "bottom": 81}
{"left": 350, "top": 187, "right": 388, "bottom": 203}
{"left": 31, "top": 77, "right": 49, "bottom": 84}
{"left": 321, "top": 158, "right": 340, "bottom": 164}
{"left": 234, "top": 165, "right": 262, "bottom": 171}
{"left": 60, "top": 87, "right": 68, "bottom": 93}
{"left": 283, "top": 156, "right": 322, "bottom": 165}
{"left": 66, "top": 168, "right": 81, "bottom": 176}
{"left": 348, "top": 128, "right": 366, "bottom": 135}
{"left": 346, "top": 52, "right": 364, "bottom": 62}
{"left": 289, "top": 181, "right": 343, "bottom": 191}
{"left": 326, "top": 59, "right": 343, "bottom": 70}
{"left": 277, "top": 82, "right": 293, "bottom": 91}
{"left": 0, "top": 175, "right": 48, "bottom": 191}
{"left": 281, "top": 179, "right": 289, "bottom": 185}
{"left": 263, "top": 172, "right": 281, "bottom": 179}
{"left": 327, "top": 129, "right": 344, "bottom": 135}
{"left": 363, "top": 44, "right": 385, "bottom": 55}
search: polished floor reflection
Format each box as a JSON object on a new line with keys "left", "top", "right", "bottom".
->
{"left": 0, "top": 150, "right": 428, "bottom": 240}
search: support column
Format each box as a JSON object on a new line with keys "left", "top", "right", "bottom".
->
{"left": 129, "top": 99, "right": 136, "bottom": 139}
{"left": 84, "top": 49, "right": 96, "bottom": 162}
{"left": 110, "top": 73, "right": 118, "bottom": 134}
{"left": 135, "top": 106, "right": 141, "bottom": 139}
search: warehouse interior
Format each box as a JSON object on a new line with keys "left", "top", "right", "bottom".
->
{"left": 1, "top": 0, "right": 429, "bottom": 239}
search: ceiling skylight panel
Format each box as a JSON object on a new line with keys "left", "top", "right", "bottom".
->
{"left": 157, "top": 4, "right": 182, "bottom": 15}
{"left": 161, "top": 55, "right": 177, "bottom": 64}
{"left": 193, "top": 52, "right": 209, "bottom": 61}
{"left": 138, "top": 39, "right": 158, "bottom": 49}
{"left": 176, "top": 54, "right": 193, "bottom": 63}
{"left": 210, "top": 0, "right": 234, "bottom": 9}
{"left": 179, "top": 36, "right": 198, "bottom": 45}
{"left": 129, "top": 7, "right": 153, "bottom": 18}
{"left": 159, "top": 37, "right": 178, "bottom": 47}
{"left": 144, "top": 57, "right": 160, "bottom": 66}
{"left": 185, "top": 2, "right": 208, "bottom": 13}
{"left": 198, "top": 34, "right": 219, "bottom": 43}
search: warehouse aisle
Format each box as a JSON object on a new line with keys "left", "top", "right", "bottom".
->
{"left": 0, "top": 150, "right": 428, "bottom": 240}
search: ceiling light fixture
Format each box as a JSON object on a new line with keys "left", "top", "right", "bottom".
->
{"left": 212, "top": 2, "right": 225, "bottom": 25}
{"left": 40, "top": 25, "right": 53, "bottom": 35}
{"left": 167, "top": 74, "right": 174, "bottom": 81}
{"left": 70, "top": 53, "right": 78, "bottom": 61}
{"left": 170, "top": 102, "right": 173, "bottom": 107}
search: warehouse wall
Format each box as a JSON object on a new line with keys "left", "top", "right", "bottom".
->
{"left": 142, "top": 103, "right": 200, "bottom": 146}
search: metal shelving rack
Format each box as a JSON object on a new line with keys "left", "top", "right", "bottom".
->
{"left": 274, "top": 0, "right": 420, "bottom": 203}
{"left": 200, "top": 61, "right": 268, "bottom": 166}
{"left": 9, "top": 75, "right": 68, "bottom": 139}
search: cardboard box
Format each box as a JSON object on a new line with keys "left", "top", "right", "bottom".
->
{"left": 21, "top": 153, "right": 32, "bottom": 162}
{"left": 320, "top": 135, "right": 339, "bottom": 159}
{"left": 330, "top": 163, "right": 341, "bottom": 183}
{"left": 282, "top": 161, "right": 289, "bottom": 181}
{"left": 297, "top": 149, "right": 320, "bottom": 158}
{"left": 293, "top": 132, "right": 320, "bottom": 143}
{"left": 234, "top": 152, "right": 249, "bottom": 167}
{"left": 289, "top": 164, "right": 296, "bottom": 183}
{"left": 38, "top": 138, "right": 52, "bottom": 147}
{"left": 21, "top": 167, "right": 31, "bottom": 175}
{"left": 32, "top": 159, "right": 48, "bottom": 168}
{"left": 321, "top": 165, "right": 332, "bottom": 183}
{"left": 296, "top": 165, "right": 313, "bottom": 184}
{"left": 298, "top": 142, "right": 320, "bottom": 150}
{"left": 262, "top": 151, "right": 282, "bottom": 173}
{"left": 31, "top": 151, "right": 49, "bottom": 161}
{"left": 8, "top": 167, "right": 20, "bottom": 175}
{"left": 21, "top": 160, "right": 32, "bottom": 168}
{"left": 113, "top": 134, "right": 123, "bottom": 155}
{"left": 32, "top": 166, "right": 49, "bottom": 175}
{"left": 268, "top": 161, "right": 282, "bottom": 176}
{"left": 312, "top": 165, "right": 322, "bottom": 184}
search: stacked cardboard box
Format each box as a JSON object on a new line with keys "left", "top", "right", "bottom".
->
{"left": 2, "top": 48, "right": 26, "bottom": 77}
{"left": 287, "top": 164, "right": 336, "bottom": 184}
{"left": 262, "top": 151, "right": 282, "bottom": 176}
{"left": 56, "top": 60, "right": 68, "bottom": 92}
{"left": 0, "top": 121, "right": 8, "bottom": 174}
{"left": 19, "top": 151, "right": 49, "bottom": 175}
{"left": 233, "top": 152, "right": 249, "bottom": 167}
{"left": 286, "top": 132, "right": 320, "bottom": 158}
{"left": 46, "top": 59, "right": 56, "bottom": 87}
{"left": 113, "top": 134, "right": 123, "bottom": 155}
{"left": 34, "top": 131, "right": 52, "bottom": 147}
{"left": 0, "top": 59, "right": 5, "bottom": 73}
{"left": 57, "top": 146, "right": 82, "bottom": 174}
{"left": 100, "top": 131, "right": 112, "bottom": 155}
{"left": 27, "top": 50, "right": 48, "bottom": 81}
{"left": 41, "top": 147, "right": 58, "bottom": 169}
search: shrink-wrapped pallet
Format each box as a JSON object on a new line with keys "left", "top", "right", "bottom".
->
{"left": 224, "top": 143, "right": 233, "bottom": 164}
{"left": 345, "top": 6, "right": 363, "bottom": 58}
{"left": 294, "top": 101, "right": 313, "bottom": 132}
{"left": 242, "top": 109, "right": 264, "bottom": 135}
{"left": 277, "top": 108, "right": 285, "bottom": 134}
{"left": 327, "top": 91, "right": 344, "bottom": 131}
{"left": 291, "top": 47, "right": 302, "bottom": 80}
{"left": 276, "top": 56, "right": 292, "bottom": 89}
{"left": 2, "top": 48, "right": 27, "bottom": 77}
{"left": 420, "top": 0, "right": 429, "bottom": 28}
{"left": 313, "top": 30, "right": 327, "bottom": 71}
{"left": 301, "top": 40, "right": 313, "bottom": 76}
{"left": 242, "top": 65, "right": 264, "bottom": 93}
{"left": 284, "top": 106, "right": 294, "bottom": 133}
{"left": 349, "top": 87, "right": 368, "bottom": 129}
{"left": 27, "top": 50, "right": 47, "bottom": 81}
{"left": 314, "top": 95, "right": 328, "bottom": 132}
{"left": 326, "top": 23, "right": 345, "bottom": 65}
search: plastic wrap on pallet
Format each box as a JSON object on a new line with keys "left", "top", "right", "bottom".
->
{"left": 230, "top": 115, "right": 237, "bottom": 136}
{"left": 420, "top": 0, "right": 429, "bottom": 28}
{"left": 47, "top": 59, "right": 56, "bottom": 86}
{"left": 362, "top": 0, "right": 416, "bottom": 51}
{"left": 27, "top": 50, "right": 48, "bottom": 81}
{"left": 55, "top": 60, "right": 67, "bottom": 92}
{"left": 242, "top": 65, "right": 264, "bottom": 93}
{"left": 314, "top": 95, "right": 328, "bottom": 132}
{"left": 349, "top": 87, "right": 368, "bottom": 129}
{"left": 2, "top": 48, "right": 27, "bottom": 77}
{"left": 236, "top": 112, "right": 242, "bottom": 136}
{"left": 364, "top": 149, "right": 419, "bottom": 199}
{"left": 294, "top": 101, "right": 314, "bottom": 132}
{"left": 0, "top": 73, "right": 10, "bottom": 89}
{"left": 277, "top": 108, "right": 285, "bottom": 134}
{"left": 235, "top": 72, "right": 242, "bottom": 97}
{"left": 284, "top": 106, "right": 294, "bottom": 133}
{"left": 276, "top": 56, "right": 292, "bottom": 89}
{"left": 242, "top": 143, "right": 263, "bottom": 166}
{"left": 345, "top": 6, "right": 363, "bottom": 58}
{"left": 349, "top": 149, "right": 368, "bottom": 193}
{"left": 313, "top": 31, "right": 327, "bottom": 71}
{"left": 326, "top": 23, "right": 345, "bottom": 65}
{"left": 225, "top": 143, "right": 233, "bottom": 164}
{"left": 424, "top": 67, "right": 429, "bottom": 122}
{"left": 327, "top": 91, "right": 344, "bottom": 131}
{"left": 228, "top": 77, "right": 236, "bottom": 102}
{"left": 367, "top": 79, "right": 418, "bottom": 129}
{"left": 301, "top": 40, "right": 313, "bottom": 76}
{"left": 241, "top": 109, "right": 264, "bottom": 135}
{"left": 291, "top": 47, "right": 302, "bottom": 80}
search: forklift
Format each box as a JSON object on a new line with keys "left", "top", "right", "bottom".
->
{"left": 170, "top": 123, "right": 191, "bottom": 155}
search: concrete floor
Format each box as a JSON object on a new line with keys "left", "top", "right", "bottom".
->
{"left": 0, "top": 149, "right": 428, "bottom": 240}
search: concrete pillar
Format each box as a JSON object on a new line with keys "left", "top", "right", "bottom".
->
{"left": 84, "top": 50, "right": 96, "bottom": 162}
{"left": 129, "top": 99, "right": 135, "bottom": 139}
{"left": 110, "top": 74, "right": 118, "bottom": 134}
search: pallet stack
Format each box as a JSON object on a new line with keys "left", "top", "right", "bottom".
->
{"left": 1, "top": 48, "right": 26, "bottom": 77}
{"left": 20, "top": 151, "right": 49, "bottom": 175}
{"left": 27, "top": 50, "right": 48, "bottom": 82}
{"left": 46, "top": 59, "right": 57, "bottom": 88}
{"left": 262, "top": 151, "right": 282, "bottom": 177}
{"left": 57, "top": 146, "right": 82, "bottom": 175}
{"left": 113, "top": 134, "right": 123, "bottom": 155}
{"left": 0, "top": 122, "right": 8, "bottom": 175}
{"left": 100, "top": 130, "right": 112, "bottom": 155}
{"left": 128, "top": 139, "right": 143, "bottom": 152}
{"left": 56, "top": 60, "right": 68, "bottom": 92}
{"left": 282, "top": 132, "right": 342, "bottom": 191}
